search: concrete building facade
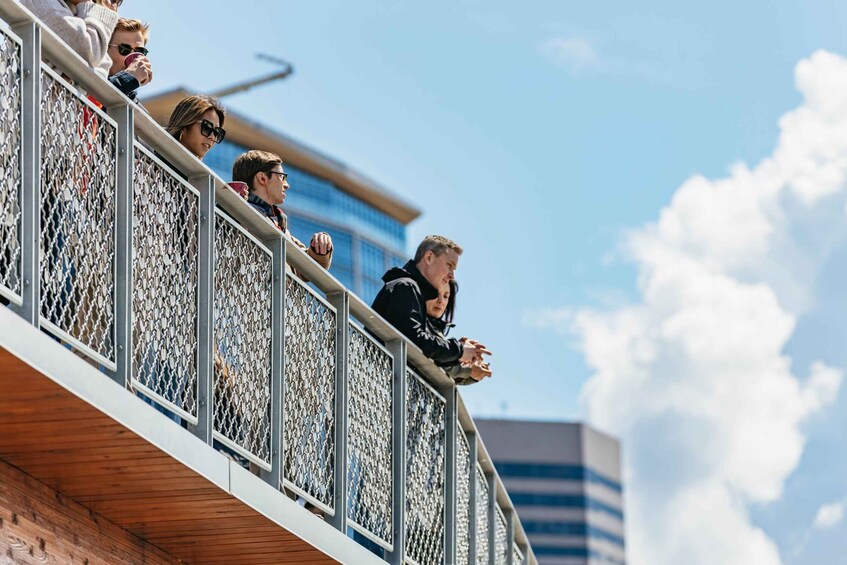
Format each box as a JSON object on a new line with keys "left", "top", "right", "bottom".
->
{"left": 475, "top": 419, "right": 625, "bottom": 565}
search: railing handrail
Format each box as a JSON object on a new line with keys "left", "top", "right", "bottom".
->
{"left": 0, "top": 2, "right": 536, "bottom": 562}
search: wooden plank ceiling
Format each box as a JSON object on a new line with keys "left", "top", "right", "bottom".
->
{"left": 0, "top": 347, "right": 341, "bottom": 565}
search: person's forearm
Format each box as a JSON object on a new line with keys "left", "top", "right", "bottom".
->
{"left": 307, "top": 246, "right": 332, "bottom": 270}
{"left": 109, "top": 71, "right": 140, "bottom": 97}
{"left": 24, "top": 0, "right": 118, "bottom": 75}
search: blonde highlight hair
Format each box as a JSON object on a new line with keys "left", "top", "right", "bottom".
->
{"left": 165, "top": 95, "right": 225, "bottom": 141}
{"left": 114, "top": 18, "right": 150, "bottom": 43}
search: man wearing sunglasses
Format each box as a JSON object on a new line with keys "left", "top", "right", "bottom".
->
{"left": 106, "top": 18, "right": 152, "bottom": 102}
{"left": 232, "top": 150, "right": 333, "bottom": 272}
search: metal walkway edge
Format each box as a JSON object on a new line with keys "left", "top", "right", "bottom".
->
{"left": 0, "top": 306, "right": 384, "bottom": 565}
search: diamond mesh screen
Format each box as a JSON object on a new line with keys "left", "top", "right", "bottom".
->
{"left": 131, "top": 145, "right": 199, "bottom": 421}
{"left": 404, "top": 369, "right": 446, "bottom": 565}
{"left": 283, "top": 274, "right": 337, "bottom": 510}
{"left": 475, "top": 465, "right": 490, "bottom": 565}
{"left": 0, "top": 28, "right": 22, "bottom": 303}
{"left": 347, "top": 324, "right": 393, "bottom": 548}
{"left": 495, "top": 507, "right": 509, "bottom": 565}
{"left": 456, "top": 431, "right": 472, "bottom": 565}
{"left": 213, "top": 212, "right": 273, "bottom": 468}
{"left": 39, "top": 68, "right": 116, "bottom": 366}
{"left": 513, "top": 543, "right": 525, "bottom": 565}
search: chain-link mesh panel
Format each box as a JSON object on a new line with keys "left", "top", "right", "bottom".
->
{"left": 513, "top": 544, "right": 525, "bottom": 565}
{"left": 475, "top": 465, "right": 490, "bottom": 565}
{"left": 456, "top": 431, "right": 472, "bottom": 565}
{"left": 404, "top": 369, "right": 446, "bottom": 565}
{"left": 39, "top": 68, "right": 116, "bottom": 366}
{"left": 131, "top": 145, "right": 199, "bottom": 421}
{"left": 347, "top": 324, "right": 393, "bottom": 549}
{"left": 283, "top": 274, "right": 336, "bottom": 510}
{"left": 0, "top": 28, "right": 22, "bottom": 303}
{"left": 494, "top": 507, "right": 509, "bottom": 565}
{"left": 213, "top": 213, "right": 273, "bottom": 468}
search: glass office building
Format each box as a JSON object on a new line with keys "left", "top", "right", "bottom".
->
{"left": 475, "top": 419, "right": 626, "bottom": 565}
{"left": 146, "top": 89, "right": 420, "bottom": 304}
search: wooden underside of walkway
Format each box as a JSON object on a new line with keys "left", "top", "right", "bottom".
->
{"left": 0, "top": 344, "right": 341, "bottom": 565}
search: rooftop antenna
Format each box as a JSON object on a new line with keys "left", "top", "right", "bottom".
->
{"left": 208, "top": 53, "right": 294, "bottom": 99}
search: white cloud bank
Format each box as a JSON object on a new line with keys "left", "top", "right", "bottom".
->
{"left": 551, "top": 50, "right": 847, "bottom": 564}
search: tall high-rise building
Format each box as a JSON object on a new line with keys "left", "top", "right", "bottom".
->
{"left": 475, "top": 419, "right": 625, "bottom": 565}
{"left": 145, "top": 89, "right": 421, "bottom": 303}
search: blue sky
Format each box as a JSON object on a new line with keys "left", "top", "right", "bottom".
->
{"left": 123, "top": 1, "right": 847, "bottom": 563}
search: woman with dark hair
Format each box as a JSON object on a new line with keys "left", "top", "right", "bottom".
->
{"left": 426, "top": 280, "right": 492, "bottom": 385}
{"left": 166, "top": 94, "right": 226, "bottom": 160}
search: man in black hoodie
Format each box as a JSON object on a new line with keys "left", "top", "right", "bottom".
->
{"left": 372, "top": 235, "right": 488, "bottom": 366}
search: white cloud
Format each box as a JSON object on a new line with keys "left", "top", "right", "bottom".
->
{"left": 814, "top": 503, "right": 845, "bottom": 530}
{"left": 558, "top": 50, "right": 847, "bottom": 564}
{"left": 539, "top": 37, "right": 598, "bottom": 71}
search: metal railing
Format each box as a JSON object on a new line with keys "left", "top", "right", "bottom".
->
{"left": 0, "top": 3, "right": 537, "bottom": 564}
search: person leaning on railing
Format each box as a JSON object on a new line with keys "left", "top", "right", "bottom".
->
{"left": 163, "top": 95, "right": 254, "bottom": 469}
{"left": 427, "top": 280, "right": 492, "bottom": 384}
{"left": 105, "top": 18, "right": 152, "bottom": 102}
{"left": 21, "top": 0, "right": 121, "bottom": 79}
{"left": 231, "top": 150, "right": 333, "bottom": 273}
{"left": 372, "top": 235, "right": 491, "bottom": 368}
{"left": 133, "top": 96, "right": 227, "bottom": 427}
{"left": 165, "top": 94, "right": 226, "bottom": 162}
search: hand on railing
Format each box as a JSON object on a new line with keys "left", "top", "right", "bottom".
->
{"left": 309, "top": 232, "right": 332, "bottom": 256}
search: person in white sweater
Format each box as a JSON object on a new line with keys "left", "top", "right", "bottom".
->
{"left": 21, "top": 0, "right": 120, "bottom": 79}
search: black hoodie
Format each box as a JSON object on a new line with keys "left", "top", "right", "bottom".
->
{"left": 371, "top": 260, "right": 463, "bottom": 364}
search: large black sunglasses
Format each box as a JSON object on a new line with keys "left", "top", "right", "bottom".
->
{"left": 110, "top": 43, "right": 149, "bottom": 57}
{"left": 198, "top": 119, "right": 226, "bottom": 143}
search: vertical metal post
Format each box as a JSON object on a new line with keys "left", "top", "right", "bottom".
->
{"left": 11, "top": 21, "right": 40, "bottom": 325}
{"left": 467, "top": 431, "right": 479, "bottom": 564}
{"left": 107, "top": 103, "right": 133, "bottom": 387}
{"left": 261, "top": 236, "right": 285, "bottom": 489}
{"left": 443, "top": 384, "right": 459, "bottom": 564}
{"left": 190, "top": 174, "right": 215, "bottom": 445}
{"left": 386, "top": 339, "right": 407, "bottom": 564}
{"left": 487, "top": 473, "right": 497, "bottom": 565}
{"left": 505, "top": 509, "right": 516, "bottom": 565}
{"left": 327, "top": 289, "right": 349, "bottom": 532}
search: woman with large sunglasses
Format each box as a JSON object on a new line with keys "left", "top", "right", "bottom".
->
{"left": 22, "top": 0, "right": 122, "bottom": 79}
{"left": 165, "top": 94, "right": 227, "bottom": 161}
{"left": 129, "top": 94, "right": 227, "bottom": 430}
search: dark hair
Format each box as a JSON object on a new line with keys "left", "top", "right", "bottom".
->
{"left": 232, "top": 150, "right": 283, "bottom": 192}
{"left": 443, "top": 280, "right": 458, "bottom": 325}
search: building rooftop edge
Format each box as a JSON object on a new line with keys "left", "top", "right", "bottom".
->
{"left": 475, "top": 417, "right": 621, "bottom": 445}
{"left": 143, "top": 87, "right": 422, "bottom": 225}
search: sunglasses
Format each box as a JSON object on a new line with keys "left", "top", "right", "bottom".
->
{"left": 265, "top": 170, "right": 288, "bottom": 182}
{"left": 110, "top": 43, "right": 149, "bottom": 57}
{"left": 197, "top": 119, "right": 226, "bottom": 143}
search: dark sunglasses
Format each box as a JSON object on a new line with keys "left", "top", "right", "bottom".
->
{"left": 265, "top": 170, "right": 288, "bottom": 182}
{"left": 198, "top": 119, "right": 226, "bottom": 143}
{"left": 110, "top": 43, "right": 149, "bottom": 57}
